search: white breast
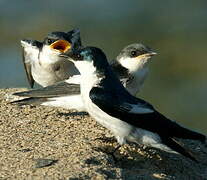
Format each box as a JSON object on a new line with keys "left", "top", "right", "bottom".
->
{"left": 126, "top": 67, "right": 149, "bottom": 95}
{"left": 78, "top": 63, "right": 134, "bottom": 144}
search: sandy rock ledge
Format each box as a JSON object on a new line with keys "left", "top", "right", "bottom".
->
{"left": 0, "top": 88, "right": 207, "bottom": 180}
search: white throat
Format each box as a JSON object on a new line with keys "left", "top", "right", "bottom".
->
{"left": 39, "top": 45, "right": 62, "bottom": 65}
{"left": 73, "top": 61, "right": 96, "bottom": 76}
{"left": 118, "top": 56, "right": 149, "bottom": 73}
{"left": 73, "top": 61, "right": 100, "bottom": 102}
{"left": 119, "top": 56, "right": 150, "bottom": 95}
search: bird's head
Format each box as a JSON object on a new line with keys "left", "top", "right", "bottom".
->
{"left": 42, "top": 28, "right": 81, "bottom": 54}
{"left": 117, "top": 43, "right": 157, "bottom": 72}
{"left": 37, "top": 29, "right": 81, "bottom": 63}
{"left": 60, "top": 47, "right": 109, "bottom": 74}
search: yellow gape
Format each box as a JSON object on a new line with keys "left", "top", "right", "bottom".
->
{"left": 50, "top": 40, "right": 71, "bottom": 53}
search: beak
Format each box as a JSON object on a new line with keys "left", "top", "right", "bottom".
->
{"left": 50, "top": 40, "right": 71, "bottom": 53}
{"left": 145, "top": 51, "right": 157, "bottom": 56}
{"left": 136, "top": 51, "right": 157, "bottom": 59}
{"left": 148, "top": 51, "right": 157, "bottom": 56}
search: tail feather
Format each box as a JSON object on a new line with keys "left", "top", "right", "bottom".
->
{"left": 171, "top": 122, "right": 206, "bottom": 144}
{"left": 161, "top": 137, "right": 198, "bottom": 162}
{"left": 157, "top": 112, "right": 206, "bottom": 144}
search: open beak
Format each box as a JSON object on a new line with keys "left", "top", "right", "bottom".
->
{"left": 50, "top": 40, "right": 71, "bottom": 53}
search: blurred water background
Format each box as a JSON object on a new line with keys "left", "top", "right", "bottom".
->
{"left": 0, "top": 0, "right": 206, "bottom": 133}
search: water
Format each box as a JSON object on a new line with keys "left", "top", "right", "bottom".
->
{"left": 0, "top": 0, "right": 206, "bottom": 133}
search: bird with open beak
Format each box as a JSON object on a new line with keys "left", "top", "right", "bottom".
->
{"left": 21, "top": 29, "right": 81, "bottom": 88}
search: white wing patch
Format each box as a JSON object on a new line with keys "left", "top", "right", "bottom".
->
{"left": 128, "top": 103, "right": 154, "bottom": 114}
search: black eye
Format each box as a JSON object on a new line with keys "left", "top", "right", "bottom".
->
{"left": 76, "top": 54, "right": 82, "bottom": 59}
{"left": 72, "top": 53, "right": 82, "bottom": 60}
{"left": 47, "top": 39, "right": 53, "bottom": 44}
{"left": 130, "top": 50, "right": 137, "bottom": 57}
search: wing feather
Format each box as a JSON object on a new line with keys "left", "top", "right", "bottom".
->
{"left": 89, "top": 87, "right": 154, "bottom": 115}
{"left": 13, "top": 81, "right": 80, "bottom": 98}
{"left": 22, "top": 47, "right": 34, "bottom": 88}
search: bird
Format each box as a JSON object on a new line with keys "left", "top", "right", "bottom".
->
{"left": 111, "top": 43, "right": 156, "bottom": 95}
{"left": 21, "top": 28, "right": 81, "bottom": 88}
{"left": 59, "top": 46, "right": 206, "bottom": 161}
{"left": 12, "top": 43, "right": 156, "bottom": 111}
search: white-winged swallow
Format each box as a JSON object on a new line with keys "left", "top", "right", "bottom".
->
{"left": 58, "top": 46, "right": 206, "bottom": 161}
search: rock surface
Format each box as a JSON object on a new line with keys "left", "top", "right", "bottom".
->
{"left": 0, "top": 88, "right": 207, "bottom": 180}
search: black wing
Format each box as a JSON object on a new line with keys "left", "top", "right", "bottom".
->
{"left": 90, "top": 86, "right": 154, "bottom": 115}
{"left": 89, "top": 86, "right": 205, "bottom": 142}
